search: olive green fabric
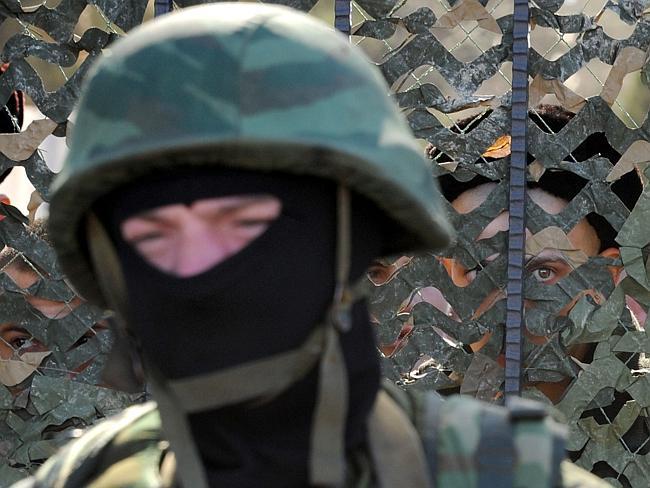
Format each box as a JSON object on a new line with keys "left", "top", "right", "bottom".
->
{"left": 48, "top": 3, "right": 452, "bottom": 307}
{"left": 16, "top": 388, "right": 611, "bottom": 488}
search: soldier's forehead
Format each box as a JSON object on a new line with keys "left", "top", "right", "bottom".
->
{"left": 452, "top": 183, "right": 601, "bottom": 254}
{"left": 450, "top": 183, "right": 567, "bottom": 215}
{"left": 450, "top": 182, "right": 498, "bottom": 214}
{"left": 3, "top": 259, "right": 39, "bottom": 288}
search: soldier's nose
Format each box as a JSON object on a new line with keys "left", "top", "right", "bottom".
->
{"left": 174, "top": 224, "right": 234, "bottom": 277}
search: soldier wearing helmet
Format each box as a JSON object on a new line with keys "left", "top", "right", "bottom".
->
{"left": 15, "top": 4, "right": 608, "bottom": 488}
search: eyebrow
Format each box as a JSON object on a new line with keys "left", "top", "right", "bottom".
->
{"left": 0, "top": 324, "right": 29, "bottom": 335}
{"left": 525, "top": 251, "right": 570, "bottom": 268}
{"left": 191, "top": 196, "right": 273, "bottom": 211}
{"left": 132, "top": 197, "right": 270, "bottom": 222}
{"left": 128, "top": 209, "right": 180, "bottom": 224}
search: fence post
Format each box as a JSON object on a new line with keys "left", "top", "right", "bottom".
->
{"left": 155, "top": 0, "right": 173, "bottom": 17}
{"left": 505, "top": 0, "right": 530, "bottom": 399}
{"left": 334, "top": 0, "right": 351, "bottom": 35}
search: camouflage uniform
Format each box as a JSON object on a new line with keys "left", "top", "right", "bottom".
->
{"left": 15, "top": 383, "right": 606, "bottom": 488}
{"left": 15, "top": 4, "right": 609, "bottom": 487}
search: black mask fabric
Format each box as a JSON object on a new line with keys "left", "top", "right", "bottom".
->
{"left": 95, "top": 168, "right": 384, "bottom": 487}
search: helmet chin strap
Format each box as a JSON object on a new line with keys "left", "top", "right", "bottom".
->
{"left": 310, "top": 184, "right": 352, "bottom": 486}
{"left": 87, "top": 213, "right": 143, "bottom": 393}
{"left": 86, "top": 185, "right": 356, "bottom": 487}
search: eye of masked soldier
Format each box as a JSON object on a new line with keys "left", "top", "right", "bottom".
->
{"left": 120, "top": 195, "right": 281, "bottom": 277}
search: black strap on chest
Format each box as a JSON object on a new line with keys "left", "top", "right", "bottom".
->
{"left": 412, "top": 390, "right": 565, "bottom": 488}
{"left": 476, "top": 402, "right": 515, "bottom": 488}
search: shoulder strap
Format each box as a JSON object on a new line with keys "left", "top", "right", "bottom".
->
{"left": 409, "top": 387, "right": 444, "bottom": 484}
{"left": 367, "top": 386, "right": 432, "bottom": 488}
{"left": 507, "top": 396, "right": 566, "bottom": 488}
{"left": 30, "top": 402, "right": 166, "bottom": 488}
{"left": 406, "top": 389, "right": 566, "bottom": 488}
{"left": 476, "top": 400, "right": 515, "bottom": 488}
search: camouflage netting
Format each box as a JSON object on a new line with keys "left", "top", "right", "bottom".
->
{"left": 0, "top": 1, "right": 148, "bottom": 485}
{"left": 360, "top": 0, "right": 650, "bottom": 486}
{"left": 3, "top": 0, "right": 650, "bottom": 486}
{"left": 0, "top": 0, "right": 340, "bottom": 484}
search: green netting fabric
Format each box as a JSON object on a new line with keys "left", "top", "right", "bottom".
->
{"left": 0, "top": 2, "right": 148, "bottom": 484}
{"left": 3, "top": 0, "right": 650, "bottom": 486}
{"left": 361, "top": 0, "right": 650, "bottom": 485}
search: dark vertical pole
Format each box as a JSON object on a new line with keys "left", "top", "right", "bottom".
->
{"left": 335, "top": 0, "right": 351, "bottom": 35}
{"left": 505, "top": 0, "right": 529, "bottom": 398}
{"left": 154, "top": 0, "right": 172, "bottom": 17}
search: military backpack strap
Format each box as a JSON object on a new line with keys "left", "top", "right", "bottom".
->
{"left": 506, "top": 396, "right": 566, "bottom": 488}
{"left": 408, "top": 387, "right": 443, "bottom": 485}
{"left": 367, "top": 385, "right": 432, "bottom": 488}
{"left": 475, "top": 400, "right": 515, "bottom": 488}
{"left": 407, "top": 389, "right": 569, "bottom": 488}
{"left": 425, "top": 393, "right": 505, "bottom": 487}
{"left": 26, "top": 402, "right": 169, "bottom": 488}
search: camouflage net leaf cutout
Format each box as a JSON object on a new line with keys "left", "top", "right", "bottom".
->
{"left": 0, "top": 1, "right": 148, "bottom": 484}
{"left": 360, "top": 0, "right": 650, "bottom": 486}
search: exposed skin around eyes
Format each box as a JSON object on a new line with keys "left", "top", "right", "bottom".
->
{"left": 120, "top": 195, "right": 281, "bottom": 277}
{"left": 0, "top": 260, "right": 107, "bottom": 386}
{"left": 1, "top": 263, "right": 52, "bottom": 361}
{"left": 0, "top": 323, "right": 45, "bottom": 359}
{"left": 439, "top": 183, "right": 621, "bottom": 403}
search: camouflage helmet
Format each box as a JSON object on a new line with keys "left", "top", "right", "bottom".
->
{"left": 48, "top": 2, "right": 452, "bottom": 306}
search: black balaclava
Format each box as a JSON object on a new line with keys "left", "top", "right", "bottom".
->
{"left": 96, "top": 167, "right": 385, "bottom": 487}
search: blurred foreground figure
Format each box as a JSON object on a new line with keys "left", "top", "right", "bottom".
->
{"left": 16, "top": 4, "right": 608, "bottom": 487}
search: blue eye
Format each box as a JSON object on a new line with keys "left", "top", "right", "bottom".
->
{"left": 11, "top": 335, "right": 33, "bottom": 350}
